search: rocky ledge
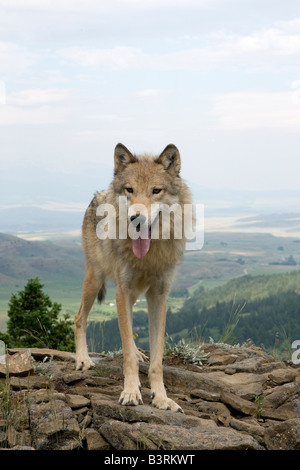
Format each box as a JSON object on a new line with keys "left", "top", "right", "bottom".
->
{"left": 0, "top": 343, "right": 300, "bottom": 451}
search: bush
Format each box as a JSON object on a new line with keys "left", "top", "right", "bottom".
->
{"left": 0, "top": 277, "right": 74, "bottom": 351}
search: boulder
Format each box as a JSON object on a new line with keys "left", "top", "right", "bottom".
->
{"left": 268, "top": 368, "right": 297, "bottom": 385}
{"left": 8, "top": 348, "right": 75, "bottom": 362}
{"left": 28, "top": 399, "right": 81, "bottom": 450}
{"left": 65, "top": 394, "right": 91, "bottom": 409}
{"left": 0, "top": 350, "right": 33, "bottom": 377}
{"left": 100, "top": 419, "right": 263, "bottom": 450}
{"left": 83, "top": 428, "right": 110, "bottom": 450}
{"left": 265, "top": 419, "right": 300, "bottom": 450}
{"left": 220, "top": 390, "right": 258, "bottom": 416}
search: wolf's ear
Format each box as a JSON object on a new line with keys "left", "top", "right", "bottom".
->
{"left": 156, "top": 144, "right": 181, "bottom": 176}
{"left": 114, "top": 143, "right": 136, "bottom": 173}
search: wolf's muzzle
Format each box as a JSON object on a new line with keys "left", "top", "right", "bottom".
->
{"left": 130, "top": 214, "right": 147, "bottom": 233}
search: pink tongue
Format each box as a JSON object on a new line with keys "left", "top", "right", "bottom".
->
{"left": 132, "top": 236, "right": 150, "bottom": 259}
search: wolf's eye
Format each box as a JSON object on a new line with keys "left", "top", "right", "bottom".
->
{"left": 125, "top": 187, "right": 134, "bottom": 194}
{"left": 152, "top": 188, "right": 162, "bottom": 194}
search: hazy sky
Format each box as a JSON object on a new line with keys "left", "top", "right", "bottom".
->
{"left": 0, "top": 0, "right": 300, "bottom": 210}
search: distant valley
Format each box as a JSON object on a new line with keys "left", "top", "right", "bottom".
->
{"left": 1, "top": 221, "right": 300, "bottom": 333}
{"left": 1, "top": 186, "right": 300, "bottom": 337}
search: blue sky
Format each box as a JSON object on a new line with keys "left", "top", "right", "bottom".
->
{"left": 0, "top": 0, "right": 300, "bottom": 212}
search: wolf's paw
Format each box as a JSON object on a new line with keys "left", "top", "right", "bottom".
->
{"left": 151, "top": 393, "right": 184, "bottom": 413}
{"left": 119, "top": 388, "right": 143, "bottom": 406}
{"left": 75, "top": 356, "right": 95, "bottom": 371}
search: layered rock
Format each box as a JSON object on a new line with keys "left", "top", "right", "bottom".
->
{"left": 0, "top": 344, "right": 299, "bottom": 450}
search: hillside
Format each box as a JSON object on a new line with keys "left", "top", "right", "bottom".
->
{"left": 1, "top": 230, "right": 300, "bottom": 337}
{"left": 0, "top": 233, "right": 84, "bottom": 285}
{"left": 184, "top": 269, "right": 300, "bottom": 311}
{"left": 86, "top": 270, "right": 300, "bottom": 354}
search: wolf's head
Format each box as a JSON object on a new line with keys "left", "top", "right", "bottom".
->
{"left": 112, "top": 143, "right": 186, "bottom": 259}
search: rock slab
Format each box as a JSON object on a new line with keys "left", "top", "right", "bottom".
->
{"left": 1, "top": 344, "right": 300, "bottom": 450}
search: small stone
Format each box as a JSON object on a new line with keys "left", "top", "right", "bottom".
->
{"left": 73, "top": 406, "right": 90, "bottom": 416}
{"left": 62, "top": 372, "right": 86, "bottom": 385}
{"left": 198, "top": 401, "right": 231, "bottom": 421}
{"left": 80, "top": 414, "right": 92, "bottom": 429}
{"left": 84, "top": 428, "right": 110, "bottom": 450}
{"left": 220, "top": 391, "right": 258, "bottom": 416}
{"left": 190, "top": 389, "right": 220, "bottom": 401}
{"left": 65, "top": 394, "right": 91, "bottom": 409}
{"left": 265, "top": 418, "right": 300, "bottom": 450}
{"left": 224, "top": 367, "right": 236, "bottom": 375}
{"left": 207, "top": 354, "right": 238, "bottom": 366}
{"left": 28, "top": 389, "right": 66, "bottom": 404}
{"left": 10, "top": 375, "right": 51, "bottom": 390}
{"left": 264, "top": 382, "right": 300, "bottom": 408}
{"left": 230, "top": 417, "right": 265, "bottom": 444}
{"left": 269, "top": 369, "right": 297, "bottom": 385}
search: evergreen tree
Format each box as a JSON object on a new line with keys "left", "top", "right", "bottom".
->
{"left": 0, "top": 277, "right": 74, "bottom": 351}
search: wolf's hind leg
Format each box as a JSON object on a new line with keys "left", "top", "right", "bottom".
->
{"left": 75, "top": 266, "right": 104, "bottom": 371}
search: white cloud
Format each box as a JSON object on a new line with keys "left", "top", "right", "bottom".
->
{"left": 0, "top": 80, "right": 5, "bottom": 105}
{"left": 57, "top": 25, "right": 300, "bottom": 72}
{"left": 8, "top": 88, "right": 71, "bottom": 107}
{"left": 233, "top": 28, "right": 300, "bottom": 55}
{"left": 0, "top": 105, "right": 70, "bottom": 126}
{"left": 117, "top": 0, "right": 212, "bottom": 6}
{"left": 34, "top": 201, "right": 87, "bottom": 212}
{"left": 276, "top": 17, "right": 300, "bottom": 33}
{"left": 0, "top": 41, "right": 34, "bottom": 78}
{"left": 58, "top": 46, "right": 145, "bottom": 69}
{"left": 0, "top": 89, "right": 72, "bottom": 126}
{"left": 134, "top": 89, "right": 170, "bottom": 99}
{"left": 0, "top": 88, "right": 73, "bottom": 125}
{"left": 0, "top": 0, "right": 217, "bottom": 13}
{"left": 0, "top": 0, "right": 113, "bottom": 12}
{"left": 212, "top": 92, "right": 300, "bottom": 131}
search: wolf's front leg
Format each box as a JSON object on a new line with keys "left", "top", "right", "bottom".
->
{"left": 116, "top": 286, "right": 143, "bottom": 406}
{"left": 146, "top": 288, "right": 183, "bottom": 413}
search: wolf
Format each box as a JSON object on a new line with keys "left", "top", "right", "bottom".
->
{"left": 74, "top": 143, "right": 193, "bottom": 412}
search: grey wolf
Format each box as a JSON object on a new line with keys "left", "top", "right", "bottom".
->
{"left": 74, "top": 143, "right": 192, "bottom": 412}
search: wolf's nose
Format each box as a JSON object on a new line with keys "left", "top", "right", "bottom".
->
{"left": 130, "top": 214, "right": 146, "bottom": 224}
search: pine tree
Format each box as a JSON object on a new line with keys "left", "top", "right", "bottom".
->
{"left": 0, "top": 277, "right": 74, "bottom": 351}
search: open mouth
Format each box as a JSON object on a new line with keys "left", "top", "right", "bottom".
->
{"left": 132, "top": 228, "right": 151, "bottom": 259}
{"left": 130, "top": 214, "right": 158, "bottom": 259}
{"left": 131, "top": 218, "right": 150, "bottom": 259}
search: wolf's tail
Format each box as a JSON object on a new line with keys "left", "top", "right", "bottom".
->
{"left": 97, "top": 283, "right": 106, "bottom": 303}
